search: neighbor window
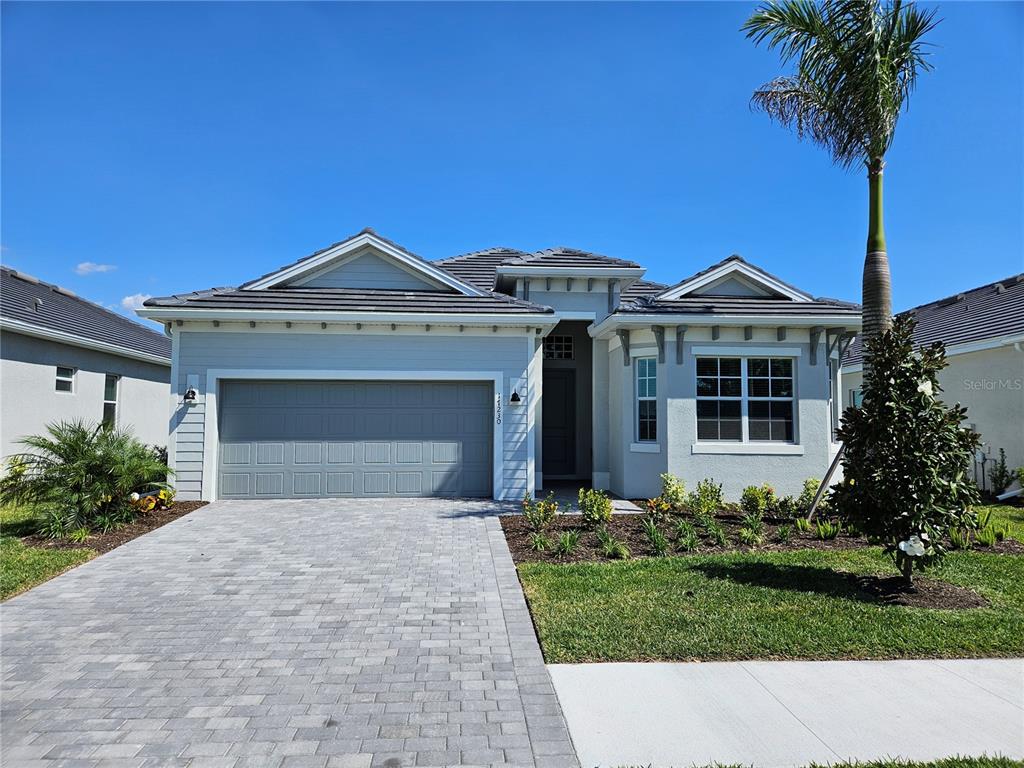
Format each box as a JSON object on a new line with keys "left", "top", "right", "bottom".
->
{"left": 696, "top": 357, "right": 795, "bottom": 442}
{"left": 103, "top": 374, "right": 120, "bottom": 426}
{"left": 543, "top": 335, "right": 575, "bottom": 360}
{"left": 55, "top": 366, "right": 76, "bottom": 393}
{"left": 635, "top": 357, "right": 657, "bottom": 441}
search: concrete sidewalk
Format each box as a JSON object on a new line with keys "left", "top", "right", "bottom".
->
{"left": 549, "top": 658, "right": 1023, "bottom": 767}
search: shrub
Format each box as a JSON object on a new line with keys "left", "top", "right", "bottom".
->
{"left": 776, "top": 524, "right": 792, "bottom": 544}
{"left": 740, "top": 486, "right": 768, "bottom": 516}
{"left": 797, "top": 478, "right": 831, "bottom": 514}
{"left": 577, "top": 488, "right": 613, "bottom": 528}
{"left": 815, "top": 519, "right": 841, "bottom": 540}
{"left": 659, "top": 473, "right": 687, "bottom": 510}
{"left": 995, "top": 524, "right": 1008, "bottom": 543}
{"left": 674, "top": 520, "right": 699, "bottom": 552}
{"left": 761, "top": 485, "right": 780, "bottom": 516}
{"left": 741, "top": 512, "right": 764, "bottom": 536}
{"left": 554, "top": 530, "right": 581, "bottom": 557}
{"left": 528, "top": 532, "right": 551, "bottom": 552}
{"left": 688, "top": 478, "right": 724, "bottom": 517}
{"left": 949, "top": 528, "right": 972, "bottom": 551}
{"left": 523, "top": 493, "right": 559, "bottom": 532}
{"left": 976, "top": 526, "right": 997, "bottom": 548}
{"left": 644, "top": 496, "right": 672, "bottom": 521}
{"left": 777, "top": 495, "right": 798, "bottom": 518}
{"left": 738, "top": 525, "right": 764, "bottom": 547}
{"left": 832, "top": 316, "right": 980, "bottom": 584}
{"left": 989, "top": 449, "right": 1015, "bottom": 496}
{"left": 596, "top": 526, "right": 631, "bottom": 559}
{"left": 0, "top": 420, "right": 170, "bottom": 537}
{"left": 68, "top": 526, "right": 90, "bottom": 543}
{"left": 642, "top": 517, "right": 669, "bottom": 556}
{"left": 794, "top": 517, "right": 813, "bottom": 534}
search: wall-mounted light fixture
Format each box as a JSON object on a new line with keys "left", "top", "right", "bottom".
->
{"left": 183, "top": 387, "right": 198, "bottom": 405}
{"left": 509, "top": 389, "right": 521, "bottom": 404}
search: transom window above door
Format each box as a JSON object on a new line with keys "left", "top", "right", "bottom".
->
{"left": 543, "top": 335, "right": 575, "bottom": 360}
{"left": 696, "top": 356, "right": 795, "bottom": 442}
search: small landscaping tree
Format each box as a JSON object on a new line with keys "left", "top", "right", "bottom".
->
{"left": 832, "top": 315, "right": 980, "bottom": 586}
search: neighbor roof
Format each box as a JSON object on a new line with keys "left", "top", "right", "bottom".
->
{"left": 0, "top": 267, "right": 171, "bottom": 360}
{"left": 843, "top": 273, "right": 1024, "bottom": 367}
{"left": 143, "top": 286, "right": 552, "bottom": 315}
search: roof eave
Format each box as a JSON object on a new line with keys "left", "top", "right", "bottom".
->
{"left": 589, "top": 311, "right": 862, "bottom": 339}
{"left": 0, "top": 317, "right": 171, "bottom": 366}
{"left": 136, "top": 306, "right": 557, "bottom": 327}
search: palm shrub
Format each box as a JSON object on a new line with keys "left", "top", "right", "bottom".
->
{"left": 744, "top": 0, "right": 939, "bottom": 346}
{"left": 0, "top": 420, "right": 170, "bottom": 536}
{"left": 578, "top": 487, "right": 613, "bottom": 528}
{"left": 832, "top": 316, "right": 980, "bottom": 585}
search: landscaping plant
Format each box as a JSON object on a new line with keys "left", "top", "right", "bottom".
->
{"left": 642, "top": 516, "right": 670, "bottom": 556}
{"left": 744, "top": 0, "right": 939, "bottom": 345}
{"left": 738, "top": 525, "right": 764, "bottom": 548}
{"left": 554, "top": 530, "right": 581, "bottom": 558}
{"left": 577, "top": 487, "right": 613, "bottom": 528}
{"left": 0, "top": 420, "right": 170, "bottom": 538}
{"left": 659, "top": 473, "right": 687, "bottom": 510}
{"left": 798, "top": 477, "right": 830, "bottom": 515}
{"left": 644, "top": 496, "right": 672, "bottom": 521}
{"left": 776, "top": 524, "right": 792, "bottom": 544}
{"left": 988, "top": 448, "right": 1015, "bottom": 496}
{"left": 741, "top": 485, "right": 769, "bottom": 517}
{"left": 832, "top": 316, "right": 981, "bottom": 585}
{"left": 522, "top": 492, "right": 559, "bottom": 532}
{"left": 595, "top": 526, "right": 630, "bottom": 560}
{"left": 816, "top": 519, "right": 842, "bottom": 541}
{"left": 689, "top": 478, "right": 724, "bottom": 518}
{"left": 794, "top": 517, "right": 813, "bottom": 534}
{"left": 528, "top": 532, "right": 551, "bottom": 553}
{"left": 674, "top": 520, "right": 700, "bottom": 552}
{"left": 949, "top": 528, "right": 972, "bottom": 551}
{"left": 975, "top": 526, "right": 996, "bottom": 548}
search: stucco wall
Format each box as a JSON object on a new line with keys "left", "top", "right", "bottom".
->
{"left": 0, "top": 330, "right": 170, "bottom": 458}
{"left": 843, "top": 344, "right": 1024, "bottom": 476}
{"left": 605, "top": 326, "right": 839, "bottom": 500}
{"left": 171, "top": 325, "right": 536, "bottom": 501}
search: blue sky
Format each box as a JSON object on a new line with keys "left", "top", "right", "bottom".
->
{"left": 2, "top": 1, "right": 1021, "bottom": 325}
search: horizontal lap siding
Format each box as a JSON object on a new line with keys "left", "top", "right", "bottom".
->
{"left": 173, "top": 331, "right": 533, "bottom": 500}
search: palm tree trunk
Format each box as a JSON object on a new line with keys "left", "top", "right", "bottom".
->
{"left": 861, "top": 158, "right": 892, "bottom": 350}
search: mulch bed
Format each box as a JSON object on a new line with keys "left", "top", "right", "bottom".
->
{"left": 500, "top": 510, "right": 1024, "bottom": 565}
{"left": 855, "top": 574, "right": 989, "bottom": 609}
{"left": 22, "top": 501, "right": 208, "bottom": 555}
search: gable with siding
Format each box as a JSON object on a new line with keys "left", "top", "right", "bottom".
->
{"left": 290, "top": 247, "right": 447, "bottom": 291}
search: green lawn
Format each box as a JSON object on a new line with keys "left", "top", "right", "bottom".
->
{"left": 0, "top": 505, "right": 94, "bottom": 600}
{"left": 519, "top": 547, "right": 1024, "bottom": 663}
{"left": 981, "top": 503, "right": 1024, "bottom": 542}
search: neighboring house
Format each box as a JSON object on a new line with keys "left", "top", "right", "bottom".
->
{"left": 137, "top": 229, "right": 860, "bottom": 501}
{"left": 0, "top": 267, "right": 171, "bottom": 458}
{"left": 841, "top": 274, "right": 1024, "bottom": 477}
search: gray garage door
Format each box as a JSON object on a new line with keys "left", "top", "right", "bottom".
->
{"left": 217, "top": 380, "right": 493, "bottom": 499}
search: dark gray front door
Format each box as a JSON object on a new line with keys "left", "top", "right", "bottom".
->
{"left": 217, "top": 380, "right": 493, "bottom": 498}
{"left": 542, "top": 369, "right": 576, "bottom": 477}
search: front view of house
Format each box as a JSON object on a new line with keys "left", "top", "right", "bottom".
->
{"left": 139, "top": 229, "right": 860, "bottom": 501}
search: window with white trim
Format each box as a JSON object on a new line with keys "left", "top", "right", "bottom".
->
{"left": 636, "top": 357, "right": 657, "bottom": 441}
{"left": 696, "top": 357, "right": 795, "bottom": 442}
{"left": 102, "top": 374, "right": 119, "bottom": 427}
{"left": 55, "top": 366, "right": 76, "bottom": 393}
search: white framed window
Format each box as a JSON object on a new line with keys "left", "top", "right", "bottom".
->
{"left": 543, "top": 335, "right": 575, "bottom": 360}
{"left": 102, "top": 374, "right": 120, "bottom": 427}
{"left": 849, "top": 389, "right": 863, "bottom": 408}
{"left": 696, "top": 356, "right": 795, "bottom": 442}
{"left": 635, "top": 357, "right": 657, "bottom": 442}
{"left": 55, "top": 366, "right": 76, "bottom": 393}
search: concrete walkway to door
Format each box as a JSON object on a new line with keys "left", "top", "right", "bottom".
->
{"left": 1, "top": 499, "right": 579, "bottom": 768}
{"left": 550, "top": 658, "right": 1023, "bottom": 767}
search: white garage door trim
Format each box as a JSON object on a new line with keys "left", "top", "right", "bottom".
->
{"left": 201, "top": 369, "right": 506, "bottom": 501}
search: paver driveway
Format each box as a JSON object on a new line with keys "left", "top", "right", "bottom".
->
{"left": 1, "top": 499, "right": 579, "bottom": 768}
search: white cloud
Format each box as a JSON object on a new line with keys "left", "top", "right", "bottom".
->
{"left": 75, "top": 261, "right": 117, "bottom": 275}
{"left": 120, "top": 293, "right": 152, "bottom": 312}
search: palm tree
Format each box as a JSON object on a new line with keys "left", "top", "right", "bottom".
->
{"left": 742, "top": 0, "right": 939, "bottom": 345}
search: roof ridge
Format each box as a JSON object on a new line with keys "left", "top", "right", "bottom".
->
{"left": 907, "top": 273, "right": 1024, "bottom": 314}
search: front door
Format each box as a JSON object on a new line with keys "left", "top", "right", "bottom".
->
{"left": 542, "top": 369, "right": 576, "bottom": 477}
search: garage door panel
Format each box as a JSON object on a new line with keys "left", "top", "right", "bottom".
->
{"left": 218, "top": 381, "right": 493, "bottom": 499}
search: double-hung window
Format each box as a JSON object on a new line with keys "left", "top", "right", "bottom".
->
{"left": 635, "top": 357, "right": 657, "bottom": 441}
{"left": 102, "top": 374, "right": 120, "bottom": 427}
{"left": 697, "top": 357, "right": 795, "bottom": 442}
{"left": 55, "top": 366, "right": 76, "bottom": 393}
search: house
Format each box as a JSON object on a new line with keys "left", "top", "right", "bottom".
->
{"left": 137, "top": 229, "right": 860, "bottom": 501}
{"left": 841, "top": 273, "right": 1024, "bottom": 480}
{"left": 0, "top": 267, "right": 171, "bottom": 458}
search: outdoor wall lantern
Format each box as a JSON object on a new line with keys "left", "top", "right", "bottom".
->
{"left": 183, "top": 387, "right": 198, "bottom": 405}
{"left": 509, "top": 389, "right": 521, "bottom": 404}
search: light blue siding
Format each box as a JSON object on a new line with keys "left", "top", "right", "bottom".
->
{"left": 296, "top": 249, "right": 441, "bottom": 291}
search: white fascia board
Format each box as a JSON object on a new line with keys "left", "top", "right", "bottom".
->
{"left": 658, "top": 261, "right": 813, "bottom": 302}
{"left": 840, "top": 332, "right": 1024, "bottom": 375}
{"left": 495, "top": 266, "right": 645, "bottom": 279}
{"left": 244, "top": 233, "right": 487, "bottom": 297}
{"left": 136, "top": 306, "right": 557, "bottom": 328}
{"left": 589, "top": 313, "right": 861, "bottom": 338}
{"left": 0, "top": 317, "right": 171, "bottom": 367}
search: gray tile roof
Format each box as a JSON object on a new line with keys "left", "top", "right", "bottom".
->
{"left": 0, "top": 267, "right": 171, "bottom": 360}
{"left": 143, "top": 286, "right": 552, "bottom": 315}
{"left": 656, "top": 253, "right": 813, "bottom": 300}
{"left": 620, "top": 278, "right": 668, "bottom": 300}
{"left": 618, "top": 294, "right": 861, "bottom": 318}
{"left": 435, "top": 248, "right": 528, "bottom": 291}
{"left": 843, "top": 273, "right": 1024, "bottom": 366}
{"left": 436, "top": 247, "right": 641, "bottom": 291}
